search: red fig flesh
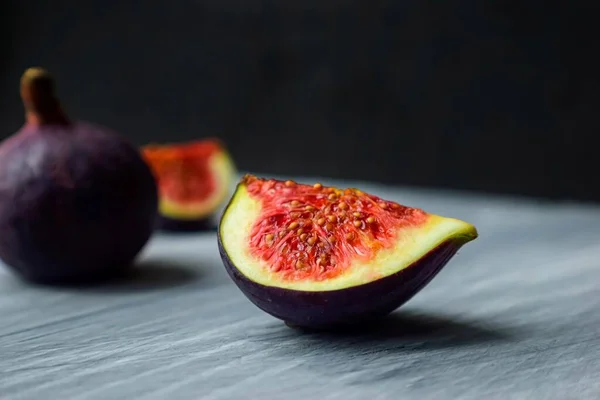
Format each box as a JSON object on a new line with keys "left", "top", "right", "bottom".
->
{"left": 141, "top": 139, "right": 236, "bottom": 232}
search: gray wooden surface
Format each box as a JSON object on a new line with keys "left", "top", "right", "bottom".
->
{"left": 1, "top": 177, "right": 600, "bottom": 400}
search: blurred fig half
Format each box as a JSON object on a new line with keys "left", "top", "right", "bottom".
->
{"left": 141, "top": 139, "right": 236, "bottom": 232}
{"left": 218, "top": 175, "right": 478, "bottom": 328}
{"left": 0, "top": 67, "right": 158, "bottom": 285}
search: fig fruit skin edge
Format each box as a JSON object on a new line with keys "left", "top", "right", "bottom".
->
{"left": 141, "top": 139, "right": 236, "bottom": 233}
{"left": 0, "top": 67, "right": 158, "bottom": 285}
{"left": 218, "top": 175, "right": 478, "bottom": 329}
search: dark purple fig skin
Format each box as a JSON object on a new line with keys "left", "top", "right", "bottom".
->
{"left": 218, "top": 231, "right": 464, "bottom": 329}
{"left": 0, "top": 122, "right": 158, "bottom": 285}
{"left": 156, "top": 214, "right": 216, "bottom": 233}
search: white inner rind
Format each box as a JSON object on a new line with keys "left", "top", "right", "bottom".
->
{"left": 220, "top": 185, "right": 478, "bottom": 292}
{"left": 160, "top": 152, "right": 237, "bottom": 220}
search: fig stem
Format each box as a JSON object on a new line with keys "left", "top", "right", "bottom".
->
{"left": 20, "top": 67, "right": 70, "bottom": 126}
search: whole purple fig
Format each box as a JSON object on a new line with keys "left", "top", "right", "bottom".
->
{"left": 0, "top": 68, "right": 158, "bottom": 285}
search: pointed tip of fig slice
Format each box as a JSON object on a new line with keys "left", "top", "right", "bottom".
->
{"left": 218, "top": 176, "right": 478, "bottom": 329}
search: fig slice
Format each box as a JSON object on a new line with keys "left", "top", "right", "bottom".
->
{"left": 141, "top": 138, "right": 237, "bottom": 232}
{"left": 218, "top": 175, "right": 478, "bottom": 328}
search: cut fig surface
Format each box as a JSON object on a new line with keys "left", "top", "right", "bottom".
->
{"left": 218, "top": 175, "right": 478, "bottom": 328}
{"left": 142, "top": 139, "right": 236, "bottom": 231}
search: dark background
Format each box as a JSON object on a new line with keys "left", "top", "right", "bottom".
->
{"left": 1, "top": 1, "right": 597, "bottom": 201}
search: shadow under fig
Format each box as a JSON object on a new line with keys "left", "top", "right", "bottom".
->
{"left": 282, "top": 310, "right": 519, "bottom": 349}
{"left": 246, "top": 310, "right": 523, "bottom": 383}
{"left": 75, "top": 259, "right": 202, "bottom": 293}
{"left": 154, "top": 225, "right": 218, "bottom": 235}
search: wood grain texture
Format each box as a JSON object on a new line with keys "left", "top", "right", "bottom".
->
{"left": 1, "top": 177, "right": 600, "bottom": 399}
